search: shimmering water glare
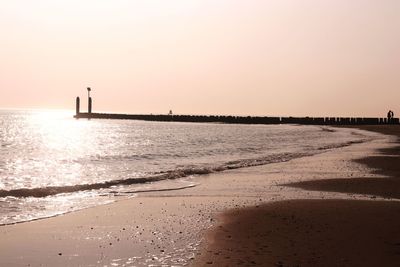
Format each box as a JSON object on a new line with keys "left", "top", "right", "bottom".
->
{"left": 0, "top": 110, "right": 372, "bottom": 224}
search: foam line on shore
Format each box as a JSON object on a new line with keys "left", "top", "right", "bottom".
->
{"left": 0, "top": 138, "right": 368, "bottom": 198}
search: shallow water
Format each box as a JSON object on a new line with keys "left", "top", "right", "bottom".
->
{"left": 0, "top": 109, "right": 372, "bottom": 224}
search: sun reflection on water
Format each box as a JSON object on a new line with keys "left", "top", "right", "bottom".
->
{"left": 2, "top": 110, "right": 102, "bottom": 189}
{"left": 33, "top": 111, "right": 87, "bottom": 148}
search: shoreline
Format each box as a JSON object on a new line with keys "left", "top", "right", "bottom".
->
{"left": 0, "top": 125, "right": 372, "bottom": 226}
{"left": 0, "top": 126, "right": 394, "bottom": 266}
{"left": 193, "top": 125, "right": 400, "bottom": 266}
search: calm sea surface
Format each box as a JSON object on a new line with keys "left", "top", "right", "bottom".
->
{"left": 0, "top": 110, "right": 372, "bottom": 224}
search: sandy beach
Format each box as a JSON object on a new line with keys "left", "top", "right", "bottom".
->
{"left": 194, "top": 199, "right": 400, "bottom": 267}
{"left": 194, "top": 125, "right": 400, "bottom": 267}
{"left": 0, "top": 125, "right": 398, "bottom": 266}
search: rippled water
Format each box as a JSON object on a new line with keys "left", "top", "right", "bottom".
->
{"left": 0, "top": 109, "right": 371, "bottom": 224}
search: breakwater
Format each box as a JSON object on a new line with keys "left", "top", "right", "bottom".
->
{"left": 74, "top": 112, "right": 399, "bottom": 125}
{"left": 73, "top": 95, "right": 398, "bottom": 125}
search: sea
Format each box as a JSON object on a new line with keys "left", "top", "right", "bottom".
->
{"left": 0, "top": 109, "right": 374, "bottom": 225}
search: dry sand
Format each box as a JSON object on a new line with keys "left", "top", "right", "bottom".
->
{"left": 0, "top": 126, "right": 397, "bottom": 266}
{"left": 194, "top": 125, "right": 400, "bottom": 267}
{"left": 195, "top": 200, "right": 400, "bottom": 267}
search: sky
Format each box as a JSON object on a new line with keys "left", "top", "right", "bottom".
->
{"left": 0, "top": 0, "right": 399, "bottom": 117}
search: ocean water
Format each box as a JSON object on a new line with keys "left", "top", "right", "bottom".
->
{"left": 0, "top": 110, "right": 371, "bottom": 225}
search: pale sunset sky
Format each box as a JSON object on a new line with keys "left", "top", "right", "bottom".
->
{"left": 0, "top": 0, "right": 399, "bottom": 117}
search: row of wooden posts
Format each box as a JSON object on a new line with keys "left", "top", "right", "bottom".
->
{"left": 74, "top": 96, "right": 399, "bottom": 125}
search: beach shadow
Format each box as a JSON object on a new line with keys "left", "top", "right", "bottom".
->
{"left": 287, "top": 177, "right": 400, "bottom": 199}
{"left": 355, "top": 154, "right": 400, "bottom": 177}
{"left": 285, "top": 143, "right": 400, "bottom": 199}
{"left": 195, "top": 200, "right": 400, "bottom": 267}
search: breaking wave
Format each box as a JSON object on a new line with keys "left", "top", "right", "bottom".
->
{"left": 0, "top": 138, "right": 367, "bottom": 198}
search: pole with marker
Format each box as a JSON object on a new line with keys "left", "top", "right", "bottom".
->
{"left": 87, "top": 87, "right": 92, "bottom": 114}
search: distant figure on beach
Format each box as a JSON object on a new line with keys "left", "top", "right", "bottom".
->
{"left": 387, "top": 110, "right": 394, "bottom": 123}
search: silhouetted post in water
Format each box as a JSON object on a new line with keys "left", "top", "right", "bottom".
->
{"left": 391, "top": 111, "right": 395, "bottom": 124}
{"left": 88, "top": 97, "right": 92, "bottom": 114}
{"left": 87, "top": 87, "right": 92, "bottom": 114}
{"left": 75, "top": 97, "right": 80, "bottom": 116}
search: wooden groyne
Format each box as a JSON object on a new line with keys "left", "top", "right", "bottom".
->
{"left": 73, "top": 96, "right": 399, "bottom": 125}
{"left": 74, "top": 112, "right": 399, "bottom": 125}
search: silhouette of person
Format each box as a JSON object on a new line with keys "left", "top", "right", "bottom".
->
{"left": 391, "top": 110, "right": 394, "bottom": 119}
{"left": 388, "top": 110, "right": 392, "bottom": 121}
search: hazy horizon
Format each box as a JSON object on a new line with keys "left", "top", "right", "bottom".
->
{"left": 1, "top": 0, "right": 399, "bottom": 117}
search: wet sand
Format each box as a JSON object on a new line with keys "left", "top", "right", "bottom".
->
{"left": 0, "top": 126, "right": 395, "bottom": 266}
{"left": 194, "top": 125, "right": 400, "bottom": 267}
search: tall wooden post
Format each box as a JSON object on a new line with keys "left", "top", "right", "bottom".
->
{"left": 87, "top": 87, "right": 92, "bottom": 114}
{"left": 88, "top": 97, "right": 92, "bottom": 114}
{"left": 76, "top": 97, "right": 80, "bottom": 116}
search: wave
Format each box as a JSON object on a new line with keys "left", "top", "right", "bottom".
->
{"left": 0, "top": 138, "right": 368, "bottom": 198}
